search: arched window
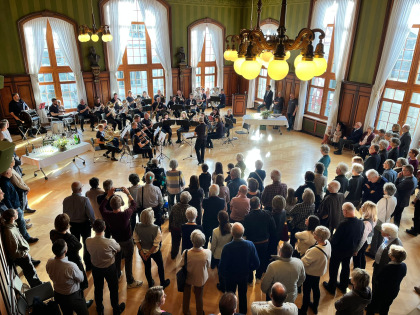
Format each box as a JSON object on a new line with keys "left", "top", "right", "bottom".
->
{"left": 189, "top": 19, "right": 225, "bottom": 91}
{"left": 18, "top": 13, "right": 85, "bottom": 109}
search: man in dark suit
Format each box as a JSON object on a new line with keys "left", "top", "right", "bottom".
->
{"left": 392, "top": 164, "right": 417, "bottom": 227}
{"left": 217, "top": 89, "right": 226, "bottom": 109}
{"left": 257, "top": 85, "right": 273, "bottom": 112}
{"left": 399, "top": 124, "right": 412, "bottom": 158}
{"left": 364, "top": 144, "right": 381, "bottom": 173}
{"left": 323, "top": 202, "right": 364, "bottom": 295}
{"left": 334, "top": 122, "right": 363, "bottom": 155}
{"left": 378, "top": 140, "right": 388, "bottom": 174}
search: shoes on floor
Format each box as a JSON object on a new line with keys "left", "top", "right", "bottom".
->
{"left": 24, "top": 208, "right": 36, "bottom": 214}
{"left": 127, "top": 280, "right": 143, "bottom": 289}
{"left": 27, "top": 237, "right": 39, "bottom": 244}
{"left": 406, "top": 228, "right": 418, "bottom": 236}
{"left": 26, "top": 223, "right": 33, "bottom": 229}
{"left": 334, "top": 150, "right": 342, "bottom": 155}
{"left": 86, "top": 299, "right": 93, "bottom": 308}
{"left": 162, "top": 279, "right": 170, "bottom": 289}
{"left": 103, "top": 154, "right": 110, "bottom": 158}
{"left": 25, "top": 218, "right": 30, "bottom": 223}
{"left": 415, "top": 286, "right": 420, "bottom": 295}
{"left": 322, "top": 281, "right": 335, "bottom": 295}
{"left": 31, "top": 259, "right": 41, "bottom": 266}
{"left": 336, "top": 282, "right": 348, "bottom": 294}
{"left": 148, "top": 279, "right": 155, "bottom": 288}
{"left": 111, "top": 157, "right": 118, "bottom": 161}
{"left": 176, "top": 140, "right": 181, "bottom": 143}
{"left": 308, "top": 302, "right": 318, "bottom": 314}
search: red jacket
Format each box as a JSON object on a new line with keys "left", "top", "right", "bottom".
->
{"left": 360, "top": 132, "right": 375, "bottom": 145}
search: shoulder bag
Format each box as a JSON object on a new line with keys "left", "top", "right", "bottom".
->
{"left": 176, "top": 250, "right": 188, "bottom": 292}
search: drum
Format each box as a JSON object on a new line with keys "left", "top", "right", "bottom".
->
{"left": 51, "top": 121, "right": 65, "bottom": 134}
{"left": 19, "top": 110, "right": 40, "bottom": 128}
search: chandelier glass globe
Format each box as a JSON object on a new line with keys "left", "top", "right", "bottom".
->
{"left": 91, "top": 34, "right": 99, "bottom": 42}
{"left": 230, "top": 50, "right": 238, "bottom": 61}
{"left": 224, "top": 49, "right": 232, "bottom": 61}
{"left": 241, "top": 60, "right": 262, "bottom": 80}
{"left": 313, "top": 57, "right": 328, "bottom": 76}
{"left": 294, "top": 54, "right": 303, "bottom": 68}
{"left": 234, "top": 57, "right": 246, "bottom": 75}
{"left": 285, "top": 51, "right": 291, "bottom": 60}
{"left": 295, "top": 60, "right": 316, "bottom": 81}
{"left": 261, "top": 51, "right": 274, "bottom": 63}
{"left": 267, "top": 59, "right": 289, "bottom": 80}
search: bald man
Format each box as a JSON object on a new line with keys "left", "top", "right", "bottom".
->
{"left": 251, "top": 282, "right": 298, "bottom": 315}
{"left": 63, "top": 181, "right": 95, "bottom": 270}
{"left": 219, "top": 223, "right": 259, "bottom": 314}
{"left": 318, "top": 180, "right": 345, "bottom": 233}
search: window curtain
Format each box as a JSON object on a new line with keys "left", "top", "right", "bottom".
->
{"left": 364, "top": 0, "right": 420, "bottom": 131}
{"left": 190, "top": 24, "right": 207, "bottom": 90}
{"left": 23, "top": 18, "right": 47, "bottom": 121}
{"left": 247, "top": 79, "right": 256, "bottom": 109}
{"left": 294, "top": 0, "right": 334, "bottom": 130}
{"left": 137, "top": 0, "right": 173, "bottom": 97}
{"left": 49, "top": 18, "right": 87, "bottom": 102}
{"left": 104, "top": 0, "right": 136, "bottom": 95}
{"left": 326, "top": 0, "right": 356, "bottom": 128}
{"left": 207, "top": 24, "right": 224, "bottom": 90}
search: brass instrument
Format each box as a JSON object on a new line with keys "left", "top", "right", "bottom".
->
{"left": 104, "top": 126, "right": 120, "bottom": 144}
{"left": 106, "top": 102, "right": 117, "bottom": 119}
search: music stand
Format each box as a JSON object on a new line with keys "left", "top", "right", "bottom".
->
{"left": 143, "top": 105, "right": 153, "bottom": 115}
{"left": 177, "top": 120, "right": 190, "bottom": 146}
{"left": 156, "top": 131, "right": 170, "bottom": 162}
{"left": 190, "top": 121, "right": 200, "bottom": 127}
{"left": 143, "top": 99, "right": 152, "bottom": 105}
{"left": 181, "top": 132, "right": 196, "bottom": 161}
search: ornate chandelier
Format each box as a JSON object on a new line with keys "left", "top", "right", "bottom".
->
{"left": 78, "top": 0, "right": 113, "bottom": 43}
{"left": 224, "top": 0, "right": 327, "bottom": 81}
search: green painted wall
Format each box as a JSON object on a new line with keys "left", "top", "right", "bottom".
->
{"left": 0, "top": 0, "right": 105, "bottom": 74}
{"left": 348, "top": 0, "right": 388, "bottom": 84}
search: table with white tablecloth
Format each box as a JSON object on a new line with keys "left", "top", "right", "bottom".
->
{"left": 243, "top": 113, "right": 288, "bottom": 134}
{"left": 21, "top": 142, "right": 91, "bottom": 179}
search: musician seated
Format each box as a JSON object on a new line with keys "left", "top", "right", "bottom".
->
{"left": 126, "top": 90, "right": 134, "bottom": 104}
{"left": 142, "top": 113, "right": 155, "bottom": 144}
{"left": 207, "top": 116, "right": 224, "bottom": 148}
{"left": 176, "top": 111, "right": 190, "bottom": 143}
{"left": 49, "top": 98, "right": 61, "bottom": 119}
{"left": 104, "top": 102, "right": 122, "bottom": 131}
{"left": 154, "top": 90, "right": 164, "bottom": 101}
{"left": 199, "top": 89, "right": 207, "bottom": 113}
{"left": 210, "top": 108, "right": 220, "bottom": 118}
{"left": 132, "top": 128, "right": 153, "bottom": 160}
{"left": 161, "top": 113, "right": 173, "bottom": 145}
{"left": 153, "top": 97, "right": 166, "bottom": 121}
{"left": 129, "top": 121, "right": 138, "bottom": 140}
{"left": 175, "top": 90, "right": 185, "bottom": 104}
{"left": 185, "top": 94, "right": 197, "bottom": 116}
{"left": 77, "top": 99, "right": 95, "bottom": 132}
{"left": 217, "top": 89, "right": 226, "bottom": 109}
{"left": 119, "top": 100, "right": 133, "bottom": 127}
{"left": 100, "top": 119, "right": 120, "bottom": 148}
{"left": 8, "top": 93, "right": 35, "bottom": 138}
{"left": 224, "top": 109, "right": 235, "bottom": 137}
{"left": 96, "top": 124, "right": 120, "bottom": 161}
{"left": 167, "top": 96, "right": 180, "bottom": 119}
{"left": 92, "top": 97, "right": 104, "bottom": 122}
{"left": 110, "top": 93, "right": 121, "bottom": 104}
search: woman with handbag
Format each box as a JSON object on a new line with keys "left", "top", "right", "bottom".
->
{"left": 179, "top": 229, "right": 211, "bottom": 315}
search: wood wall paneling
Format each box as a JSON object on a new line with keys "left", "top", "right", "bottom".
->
{"left": 172, "top": 68, "right": 180, "bottom": 96}
{"left": 82, "top": 71, "right": 111, "bottom": 105}
{"left": 277, "top": 73, "right": 300, "bottom": 115}
{"left": 179, "top": 67, "right": 192, "bottom": 99}
{"left": 223, "top": 65, "right": 238, "bottom": 106}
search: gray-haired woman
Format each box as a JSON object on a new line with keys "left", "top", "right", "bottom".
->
{"left": 166, "top": 159, "right": 185, "bottom": 214}
{"left": 169, "top": 191, "right": 192, "bottom": 259}
{"left": 133, "top": 208, "right": 170, "bottom": 289}
{"left": 179, "top": 229, "right": 211, "bottom": 315}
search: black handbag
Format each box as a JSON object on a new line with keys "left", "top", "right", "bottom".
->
{"left": 176, "top": 250, "right": 188, "bottom": 292}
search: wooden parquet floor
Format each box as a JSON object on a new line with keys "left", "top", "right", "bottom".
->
{"left": 11, "top": 109, "right": 420, "bottom": 314}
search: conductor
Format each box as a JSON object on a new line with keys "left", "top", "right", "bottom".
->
{"left": 195, "top": 116, "right": 207, "bottom": 165}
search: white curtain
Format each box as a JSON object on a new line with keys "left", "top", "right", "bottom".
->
{"left": 190, "top": 24, "right": 207, "bottom": 90}
{"left": 247, "top": 79, "right": 256, "bottom": 109}
{"left": 137, "top": 0, "right": 173, "bottom": 97}
{"left": 49, "top": 18, "right": 87, "bottom": 102}
{"left": 207, "top": 24, "right": 224, "bottom": 90}
{"left": 326, "top": 0, "right": 356, "bottom": 128}
{"left": 364, "top": 0, "right": 420, "bottom": 130}
{"left": 23, "top": 17, "right": 47, "bottom": 119}
{"left": 104, "top": 0, "right": 136, "bottom": 95}
{"left": 294, "top": 0, "right": 335, "bottom": 130}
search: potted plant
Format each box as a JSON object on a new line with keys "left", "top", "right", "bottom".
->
{"left": 53, "top": 137, "right": 69, "bottom": 152}
{"left": 260, "top": 110, "right": 272, "bottom": 119}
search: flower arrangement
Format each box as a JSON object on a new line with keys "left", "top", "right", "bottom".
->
{"left": 53, "top": 137, "right": 69, "bottom": 151}
{"left": 260, "top": 110, "right": 272, "bottom": 119}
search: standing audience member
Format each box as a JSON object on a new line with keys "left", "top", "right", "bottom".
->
{"left": 399, "top": 124, "right": 412, "bottom": 158}
{"left": 377, "top": 140, "right": 389, "bottom": 174}
{"left": 261, "top": 242, "right": 305, "bottom": 303}
{"left": 318, "top": 181, "right": 344, "bottom": 233}
{"left": 407, "top": 182, "right": 420, "bottom": 236}
{"left": 202, "top": 184, "right": 225, "bottom": 248}
{"left": 219, "top": 223, "right": 260, "bottom": 314}
{"left": 388, "top": 138, "right": 400, "bottom": 162}
{"left": 211, "top": 211, "right": 232, "bottom": 292}
{"left": 366, "top": 245, "right": 407, "bottom": 315}
{"left": 235, "top": 153, "right": 246, "bottom": 178}
{"left": 289, "top": 189, "right": 315, "bottom": 246}
{"left": 248, "top": 160, "right": 266, "bottom": 192}
{"left": 1, "top": 209, "right": 42, "bottom": 288}
{"left": 184, "top": 175, "right": 205, "bottom": 225}
{"left": 63, "top": 181, "right": 95, "bottom": 271}
{"left": 133, "top": 208, "right": 170, "bottom": 289}
{"left": 136, "top": 172, "right": 164, "bottom": 227}
{"left": 99, "top": 187, "right": 143, "bottom": 289}
{"left": 333, "top": 163, "right": 349, "bottom": 194}
{"left": 227, "top": 168, "right": 247, "bottom": 200}
{"left": 345, "top": 163, "right": 364, "bottom": 208}
{"left": 271, "top": 196, "right": 287, "bottom": 255}
{"left": 199, "top": 164, "right": 212, "bottom": 198}
{"left": 261, "top": 170, "right": 287, "bottom": 210}
{"left": 334, "top": 268, "right": 372, "bottom": 315}
{"left": 218, "top": 292, "right": 238, "bottom": 315}
{"left": 295, "top": 215, "right": 319, "bottom": 257}
{"left": 323, "top": 202, "right": 364, "bottom": 294}
{"left": 128, "top": 173, "right": 142, "bottom": 230}
{"left": 367, "top": 183, "right": 397, "bottom": 257}
{"left": 251, "top": 282, "right": 298, "bottom": 315}
{"left": 247, "top": 178, "right": 261, "bottom": 199}
{"left": 181, "top": 207, "right": 203, "bottom": 252}
{"left": 363, "top": 144, "right": 381, "bottom": 172}
{"left": 225, "top": 163, "right": 235, "bottom": 183}
{"left": 318, "top": 145, "right": 331, "bottom": 177}
{"left": 212, "top": 162, "right": 224, "bottom": 184}
{"left": 393, "top": 164, "right": 417, "bottom": 227}
{"left": 46, "top": 240, "right": 91, "bottom": 315}
{"left": 180, "top": 230, "right": 211, "bottom": 315}
{"left": 353, "top": 201, "right": 377, "bottom": 269}
{"left": 138, "top": 286, "right": 171, "bottom": 315}
{"left": 169, "top": 191, "right": 191, "bottom": 259}
{"left": 408, "top": 149, "right": 419, "bottom": 174}
{"left": 331, "top": 122, "right": 344, "bottom": 148}
{"left": 166, "top": 159, "right": 185, "bottom": 214}
{"left": 294, "top": 171, "right": 317, "bottom": 203}
{"left": 229, "top": 185, "right": 250, "bottom": 223}
{"left": 382, "top": 159, "right": 397, "bottom": 183}
{"left": 85, "top": 177, "right": 105, "bottom": 220}
{"left": 9, "top": 159, "right": 34, "bottom": 214}
{"left": 216, "top": 174, "right": 230, "bottom": 212}
{"left": 300, "top": 226, "right": 331, "bottom": 315}
{"left": 285, "top": 188, "right": 297, "bottom": 213}
{"left": 243, "top": 197, "right": 276, "bottom": 284}
{"left": 314, "top": 162, "right": 327, "bottom": 200}
{"left": 86, "top": 219, "right": 125, "bottom": 315}
{"left": 362, "top": 169, "right": 388, "bottom": 204}
{"left": 96, "top": 179, "right": 113, "bottom": 238}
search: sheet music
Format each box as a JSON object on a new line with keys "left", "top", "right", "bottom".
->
{"left": 184, "top": 132, "right": 195, "bottom": 139}
{"left": 158, "top": 131, "right": 166, "bottom": 143}
{"left": 154, "top": 126, "right": 161, "bottom": 137}
{"left": 120, "top": 124, "right": 130, "bottom": 138}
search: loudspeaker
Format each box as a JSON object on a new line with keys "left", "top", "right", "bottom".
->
{"left": 0, "top": 75, "right": 4, "bottom": 89}
{"left": 0, "top": 141, "right": 15, "bottom": 174}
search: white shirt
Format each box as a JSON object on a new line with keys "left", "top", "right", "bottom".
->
{"left": 376, "top": 195, "right": 397, "bottom": 223}
{"left": 251, "top": 301, "right": 298, "bottom": 315}
{"left": 46, "top": 257, "right": 84, "bottom": 295}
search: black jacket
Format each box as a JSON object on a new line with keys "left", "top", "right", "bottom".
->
{"left": 348, "top": 128, "right": 363, "bottom": 143}
{"left": 263, "top": 90, "right": 274, "bottom": 107}
{"left": 399, "top": 132, "right": 411, "bottom": 158}
{"left": 375, "top": 262, "right": 407, "bottom": 299}
{"left": 378, "top": 149, "right": 388, "bottom": 174}
{"left": 331, "top": 217, "right": 364, "bottom": 256}
{"left": 364, "top": 153, "right": 381, "bottom": 173}
{"left": 388, "top": 147, "right": 399, "bottom": 162}
{"left": 395, "top": 176, "right": 417, "bottom": 207}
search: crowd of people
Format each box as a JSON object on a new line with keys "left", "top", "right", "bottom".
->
{"left": 1, "top": 115, "right": 419, "bottom": 315}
